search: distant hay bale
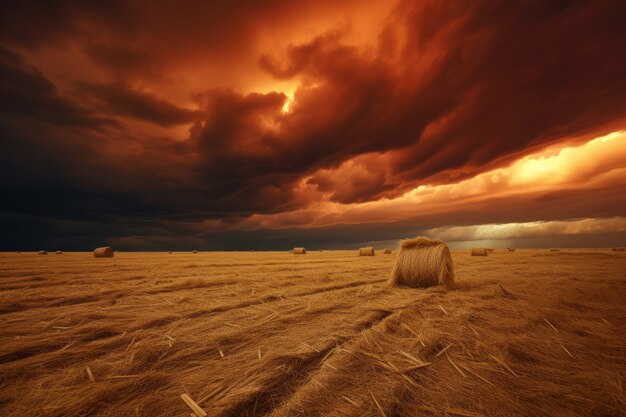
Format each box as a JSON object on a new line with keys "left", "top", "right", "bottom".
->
{"left": 384, "top": 248, "right": 392, "bottom": 254}
{"left": 471, "top": 248, "right": 487, "bottom": 256}
{"left": 612, "top": 247, "right": 625, "bottom": 251}
{"left": 55, "top": 250, "right": 63, "bottom": 255}
{"left": 390, "top": 237, "right": 454, "bottom": 288}
{"left": 93, "top": 247, "right": 114, "bottom": 258}
{"left": 507, "top": 248, "right": 515, "bottom": 252}
{"left": 168, "top": 251, "right": 173, "bottom": 254}
{"left": 359, "top": 247, "right": 375, "bottom": 256}
{"left": 192, "top": 250, "right": 198, "bottom": 253}
{"left": 487, "top": 248, "right": 495, "bottom": 252}
{"left": 293, "top": 247, "right": 306, "bottom": 254}
{"left": 37, "top": 250, "right": 47, "bottom": 255}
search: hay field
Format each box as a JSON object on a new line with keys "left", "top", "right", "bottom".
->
{"left": 0, "top": 249, "right": 625, "bottom": 417}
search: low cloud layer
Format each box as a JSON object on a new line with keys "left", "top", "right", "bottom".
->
{"left": 424, "top": 217, "right": 626, "bottom": 243}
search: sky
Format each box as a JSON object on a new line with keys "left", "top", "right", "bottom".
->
{"left": 1, "top": 0, "right": 625, "bottom": 251}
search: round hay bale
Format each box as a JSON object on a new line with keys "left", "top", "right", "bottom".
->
{"left": 192, "top": 250, "right": 198, "bottom": 253}
{"left": 293, "top": 247, "right": 306, "bottom": 255}
{"left": 612, "top": 247, "right": 625, "bottom": 251}
{"left": 507, "top": 248, "right": 515, "bottom": 252}
{"left": 384, "top": 248, "right": 392, "bottom": 254}
{"left": 93, "top": 247, "right": 114, "bottom": 258}
{"left": 390, "top": 237, "right": 454, "bottom": 288}
{"left": 37, "top": 250, "right": 47, "bottom": 255}
{"left": 55, "top": 250, "right": 63, "bottom": 255}
{"left": 471, "top": 248, "right": 487, "bottom": 256}
{"left": 487, "top": 248, "right": 495, "bottom": 252}
{"left": 359, "top": 247, "right": 375, "bottom": 256}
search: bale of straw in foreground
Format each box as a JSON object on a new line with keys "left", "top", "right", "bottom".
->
{"left": 384, "top": 248, "right": 392, "bottom": 254}
{"left": 37, "top": 250, "right": 47, "bottom": 255}
{"left": 390, "top": 237, "right": 454, "bottom": 288}
{"left": 359, "top": 247, "right": 375, "bottom": 256}
{"left": 93, "top": 247, "right": 114, "bottom": 258}
{"left": 293, "top": 247, "right": 306, "bottom": 254}
{"left": 612, "top": 247, "right": 625, "bottom": 251}
{"left": 471, "top": 248, "right": 487, "bottom": 256}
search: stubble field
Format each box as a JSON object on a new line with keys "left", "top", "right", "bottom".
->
{"left": 0, "top": 249, "right": 625, "bottom": 417}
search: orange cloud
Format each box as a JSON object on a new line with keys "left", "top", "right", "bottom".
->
{"left": 238, "top": 131, "right": 626, "bottom": 230}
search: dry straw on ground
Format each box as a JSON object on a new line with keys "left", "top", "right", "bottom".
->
{"left": 0, "top": 250, "right": 625, "bottom": 416}
{"left": 384, "top": 249, "right": 392, "bottom": 254}
{"left": 359, "top": 247, "right": 375, "bottom": 256}
{"left": 471, "top": 248, "right": 487, "bottom": 256}
{"left": 293, "top": 248, "right": 306, "bottom": 254}
{"left": 93, "top": 247, "right": 114, "bottom": 258}
{"left": 390, "top": 237, "right": 454, "bottom": 289}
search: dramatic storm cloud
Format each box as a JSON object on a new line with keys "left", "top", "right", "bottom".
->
{"left": 1, "top": 0, "right": 625, "bottom": 250}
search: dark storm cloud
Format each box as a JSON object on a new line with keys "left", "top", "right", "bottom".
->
{"left": 1, "top": 0, "right": 626, "bottom": 250}
{"left": 387, "top": 0, "right": 626, "bottom": 186}
{"left": 82, "top": 82, "right": 199, "bottom": 126}
{"left": 3, "top": 183, "right": 625, "bottom": 251}
{"left": 187, "top": 0, "right": 626, "bottom": 206}
{"left": 0, "top": 46, "right": 106, "bottom": 127}
{"left": 84, "top": 43, "right": 160, "bottom": 76}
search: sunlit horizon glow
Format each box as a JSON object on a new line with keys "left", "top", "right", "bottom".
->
{"left": 233, "top": 131, "right": 626, "bottom": 232}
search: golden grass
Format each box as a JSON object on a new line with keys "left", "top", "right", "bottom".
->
{"left": 0, "top": 249, "right": 625, "bottom": 416}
